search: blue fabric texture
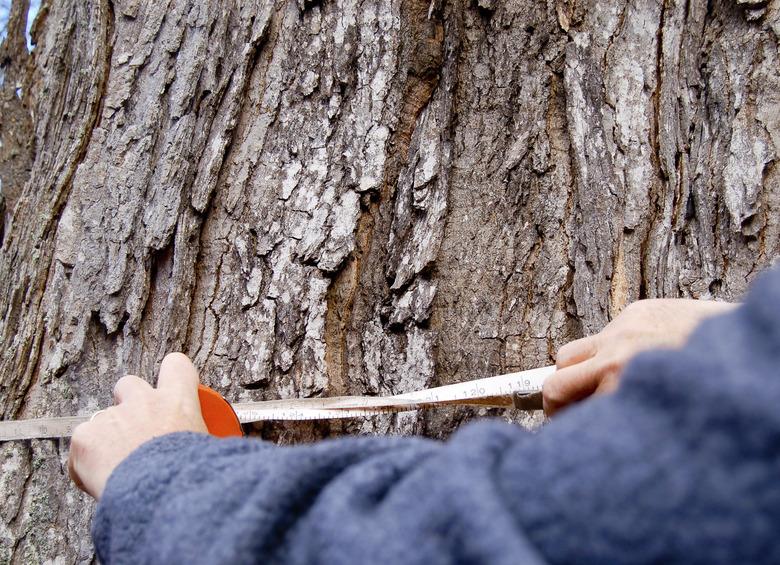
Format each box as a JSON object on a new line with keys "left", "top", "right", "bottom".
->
{"left": 92, "top": 267, "right": 780, "bottom": 564}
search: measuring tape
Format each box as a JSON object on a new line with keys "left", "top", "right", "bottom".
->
{"left": 0, "top": 365, "right": 554, "bottom": 441}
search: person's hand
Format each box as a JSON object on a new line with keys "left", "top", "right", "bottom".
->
{"left": 543, "top": 299, "right": 737, "bottom": 417}
{"left": 68, "top": 352, "right": 208, "bottom": 500}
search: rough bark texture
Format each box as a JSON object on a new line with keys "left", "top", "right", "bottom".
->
{"left": 1, "top": 0, "right": 778, "bottom": 561}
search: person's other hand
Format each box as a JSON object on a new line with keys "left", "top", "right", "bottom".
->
{"left": 68, "top": 352, "right": 208, "bottom": 500}
{"left": 543, "top": 299, "right": 737, "bottom": 417}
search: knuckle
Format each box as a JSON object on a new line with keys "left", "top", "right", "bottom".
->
{"left": 604, "top": 316, "right": 640, "bottom": 339}
{"left": 621, "top": 301, "right": 643, "bottom": 319}
{"left": 114, "top": 374, "right": 151, "bottom": 400}
{"left": 163, "top": 352, "right": 189, "bottom": 366}
{"left": 112, "top": 382, "right": 123, "bottom": 398}
{"left": 556, "top": 336, "right": 595, "bottom": 366}
{"left": 114, "top": 375, "right": 134, "bottom": 394}
{"left": 542, "top": 377, "right": 564, "bottom": 405}
{"left": 557, "top": 341, "right": 576, "bottom": 359}
{"left": 71, "top": 422, "right": 90, "bottom": 443}
{"left": 599, "top": 373, "right": 620, "bottom": 393}
{"left": 626, "top": 298, "right": 647, "bottom": 311}
{"left": 626, "top": 298, "right": 659, "bottom": 315}
{"left": 598, "top": 355, "right": 624, "bottom": 378}
{"left": 542, "top": 385, "right": 564, "bottom": 416}
{"left": 116, "top": 374, "right": 140, "bottom": 387}
{"left": 69, "top": 423, "right": 93, "bottom": 459}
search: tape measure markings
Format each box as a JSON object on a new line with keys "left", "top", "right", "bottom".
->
{"left": 0, "top": 366, "right": 554, "bottom": 441}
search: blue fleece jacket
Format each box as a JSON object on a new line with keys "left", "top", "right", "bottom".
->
{"left": 92, "top": 267, "right": 780, "bottom": 564}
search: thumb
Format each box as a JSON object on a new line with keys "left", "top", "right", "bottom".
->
{"left": 157, "top": 352, "right": 200, "bottom": 409}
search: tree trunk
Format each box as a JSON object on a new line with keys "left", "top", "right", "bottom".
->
{"left": 1, "top": 0, "right": 778, "bottom": 561}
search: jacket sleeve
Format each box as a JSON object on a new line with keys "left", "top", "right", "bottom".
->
{"left": 91, "top": 268, "right": 780, "bottom": 565}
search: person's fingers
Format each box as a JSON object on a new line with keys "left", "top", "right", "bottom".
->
{"left": 113, "top": 375, "right": 152, "bottom": 404}
{"left": 68, "top": 423, "right": 90, "bottom": 494}
{"left": 556, "top": 336, "right": 599, "bottom": 369}
{"left": 156, "top": 352, "right": 200, "bottom": 408}
{"left": 595, "top": 371, "right": 620, "bottom": 395}
{"left": 543, "top": 357, "right": 605, "bottom": 416}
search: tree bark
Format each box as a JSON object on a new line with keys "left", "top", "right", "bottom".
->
{"left": 1, "top": 0, "right": 778, "bottom": 561}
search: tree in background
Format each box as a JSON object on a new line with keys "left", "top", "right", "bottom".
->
{"left": 0, "top": 0, "right": 778, "bottom": 561}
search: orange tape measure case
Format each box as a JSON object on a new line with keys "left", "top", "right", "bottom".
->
{"left": 197, "top": 385, "right": 243, "bottom": 438}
